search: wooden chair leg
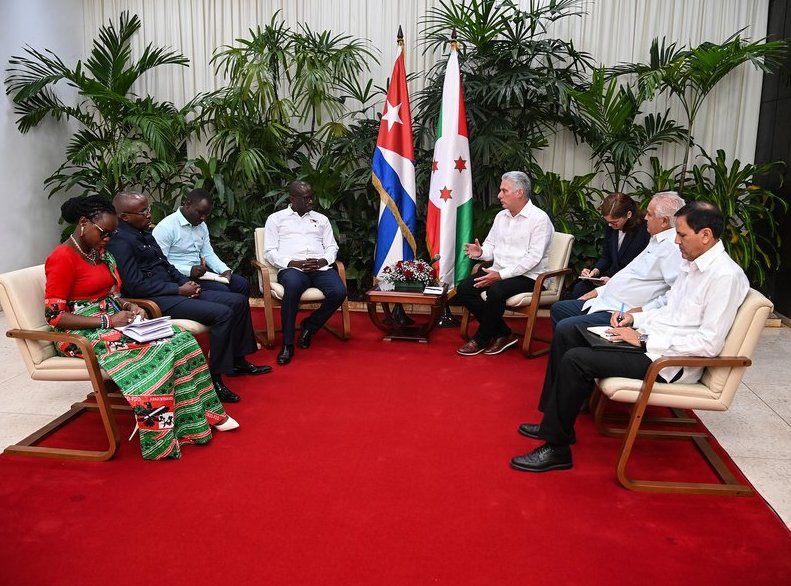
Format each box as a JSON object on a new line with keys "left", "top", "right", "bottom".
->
{"left": 521, "top": 302, "right": 551, "bottom": 358}
{"left": 324, "top": 300, "right": 351, "bottom": 341}
{"left": 258, "top": 299, "right": 277, "bottom": 349}
{"left": 597, "top": 384, "right": 753, "bottom": 496}
{"left": 3, "top": 377, "right": 122, "bottom": 462}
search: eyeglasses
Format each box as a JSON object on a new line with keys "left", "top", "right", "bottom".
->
{"left": 127, "top": 207, "right": 152, "bottom": 216}
{"left": 90, "top": 220, "right": 117, "bottom": 239}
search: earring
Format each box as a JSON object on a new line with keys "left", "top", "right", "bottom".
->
{"left": 80, "top": 226, "right": 84, "bottom": 236}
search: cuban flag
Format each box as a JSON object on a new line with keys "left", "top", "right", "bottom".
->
{"left": 372, "top": 44, "right": 417, "bottom": 280}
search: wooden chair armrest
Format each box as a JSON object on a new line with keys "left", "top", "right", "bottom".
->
{"left": 334, "top": 260, "right": 347, "bottom": 285}
{"left": 250, "top": 258, "right": 268, "bottom": 273}
{"left": 251, "top": 258, "right": 275, "bottom": 297}
{"left": 642, "top": 355, "right": 752, "bottom": 384}
{"left": 126, "top": 298, "right": 162, "bottom": 318}
{"left": 604, "top": 354, "right": 754, "bottom": 425}
{"left": 6, "top": 328, "right": 103, "bottom": 373}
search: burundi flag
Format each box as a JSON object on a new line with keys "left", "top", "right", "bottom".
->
{"left": 426, "top": 45, "right": 473, "bottom": 287}
{"left": 372, "top": 44, "right": 417, "bottom": 280}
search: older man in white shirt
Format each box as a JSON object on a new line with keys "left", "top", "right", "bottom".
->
{"left": 456, "top": 171, "right": 554, "bottom": 356}
{"left": 549, "top": 191, "right": 686, "bottom": 329}
{"left": 511, "top": 201, "right": 749, "bottom": 473}
{"left": 264, "top": 181, "right": 347, "bottom": 365}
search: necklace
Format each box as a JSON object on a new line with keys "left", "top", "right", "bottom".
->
{"left": 69, "top": 234, "right": 99, "bottom": 264}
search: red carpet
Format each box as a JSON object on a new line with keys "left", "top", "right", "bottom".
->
{"left": 1, "top": 311, "right": 790, "bottom": 585}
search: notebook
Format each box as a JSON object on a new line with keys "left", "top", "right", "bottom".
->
{"left": 576, "top": 324, "right": 645, "bottom": 353}
{"left": 116, "top": 316, "right": 174, "bottom": 343}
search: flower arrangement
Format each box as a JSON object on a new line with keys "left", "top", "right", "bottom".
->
{"left": 380, "top": 259, "right": 436, "bottom": 288}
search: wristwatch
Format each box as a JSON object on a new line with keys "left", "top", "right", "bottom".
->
{"left": 638, "top": 333, "right": 648, "bottom": 350}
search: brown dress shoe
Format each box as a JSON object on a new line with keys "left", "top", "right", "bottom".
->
{"left": 457, "top": 339, "right": 485, "bottom": 356}
{"left": 483, "top": 333, "right": 519, "bottom": 355}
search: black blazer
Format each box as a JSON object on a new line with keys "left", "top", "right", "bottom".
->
{"left": 106, "top": 220, "right": 190, "bottom": 312}
{"left": 594, "top": 221, "right": 650, "bottom": 278}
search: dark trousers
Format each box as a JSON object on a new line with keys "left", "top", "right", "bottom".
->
{"left": 166, "top": 289, "right": 258, "bottom": 376}
{"left": 278, "top": 267, "right": 347, "bottom": 345}
{"left": 537, "top": 322, "right": 653, "bottom": 446}
{"left": 455, "top": 269, "right": 535, "bottom": 345}
{"left": 549, "top": 298, "right": 588, "bottom": 328}
{"left": 570, "top": 278, "right": 596, "bottom": 299}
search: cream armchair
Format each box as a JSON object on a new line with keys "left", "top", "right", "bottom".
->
{"left": 0, "top": 265, "right": 130, "bottom": 460}
{"left": 251, "top": 227, "right": 350, "bottom": 348}
{"left": 593, "top": 288, "right": 773, "bottom": 495}
{"left": 0, "top": 264, "right": 205, "bottom": 461}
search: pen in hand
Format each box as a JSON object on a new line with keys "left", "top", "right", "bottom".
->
{"left": 617, "top": 302, "right": 625, "bottom": 324}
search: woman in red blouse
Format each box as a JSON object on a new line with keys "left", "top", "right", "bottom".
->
{"left": 45, "top": 196, "right": 239, "bottom": 460}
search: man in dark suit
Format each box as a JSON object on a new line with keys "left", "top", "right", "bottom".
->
{"left": 106, "top": 192, "right": 271, "bottom": 403}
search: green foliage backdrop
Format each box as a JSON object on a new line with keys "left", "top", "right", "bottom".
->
{"left": 5, "top": 2, "right": 788, "bottom": 294}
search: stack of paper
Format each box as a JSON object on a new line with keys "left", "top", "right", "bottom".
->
{"left": 116, "top": 316, "right": 174, "bottom": 343}
{"left": 200, "top": 271, "right": 230, "bottom": 284}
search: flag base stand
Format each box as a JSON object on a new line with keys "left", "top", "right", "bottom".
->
{"left": 436, "top": 297, "right": 460, "bottom": 328}
{"left": 383, "top": 303, "right": 415, "bottom": 326}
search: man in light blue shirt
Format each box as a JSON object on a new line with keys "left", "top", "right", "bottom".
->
{"left": 153, "top": 189, "right": 250, "bottom": 297}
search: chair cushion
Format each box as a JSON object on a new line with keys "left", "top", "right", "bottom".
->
{"left": 30, "top": 356, "right": 111, "bottom": 381}
{"left": 598, "top": 376, "right": 729, "bottom": 410}
{"left": 172, "top": 319, "right": 209, "bottom": 336}
{"left": 268, "top": 282, "right": 328, "bottom": 302}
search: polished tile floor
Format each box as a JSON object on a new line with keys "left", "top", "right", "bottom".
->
{"left": 1, "top": 312, "right": 789, "bottom": 528}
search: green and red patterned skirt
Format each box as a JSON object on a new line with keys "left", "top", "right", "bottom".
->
{"left": 52, "top": 296, "right": 225, "bottom": 460}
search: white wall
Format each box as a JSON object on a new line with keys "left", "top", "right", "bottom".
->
{"left": 0, "top": 0, "right": 83, "bottom": 273}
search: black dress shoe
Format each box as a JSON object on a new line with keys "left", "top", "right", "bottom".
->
{"left": 212, "top": 377, "right": 240, "bottom": 403}
{"left": 297, "top": 328, "right": 313, "bottom": 349}
{"left": 230, "top": 360, "right": 272, "bottom": 376}
{"left": 517, "top": 423, "right": 543, "bottom": 440}
{"left": 277, "top": 345, "right": 294, "bottom": 365}
{"left": 510, "top": 443, "right": 573, "bottom": 472}
{"left": 518, "top": 423, "right": 576, "bottom": 444}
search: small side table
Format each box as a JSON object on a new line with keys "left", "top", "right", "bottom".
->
{"left": 365, "top": 287, "right": 445, "bottom": 342}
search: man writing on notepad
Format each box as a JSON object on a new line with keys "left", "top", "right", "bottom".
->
{"left": 510, "top": 202, "right": 749, "bottom": 473}
{"left": 153, "top": 189, "right": 250, "bottom": 297}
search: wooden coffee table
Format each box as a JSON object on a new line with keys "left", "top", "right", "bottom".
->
{"left": 365, "top": 287, "right": 445, "bottom": 342}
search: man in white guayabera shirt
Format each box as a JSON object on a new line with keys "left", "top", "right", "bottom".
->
{"left": 455, "top": 171, "right": 554, "bottom": 357}
{"left": 511, "top": 201, "right": 749, "bottom": 473}
{"left": 549, "top": 191, "right": 686, "bottom": 334}
{"left": 264, "top": 181, "right": 347, "bottom": 366}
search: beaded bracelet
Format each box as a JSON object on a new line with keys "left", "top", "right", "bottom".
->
{"left": 121, "top": 301, "right": 132, "bottom": 310}
{"left": 99, "top": 314, "right": 110, "bottom": 329}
